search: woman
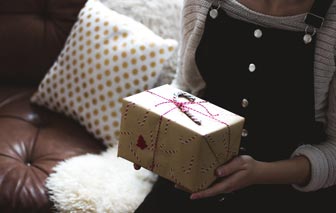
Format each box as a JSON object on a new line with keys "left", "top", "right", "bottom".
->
{"left": 135, "top": 0, "right": 336, "bottom": 212}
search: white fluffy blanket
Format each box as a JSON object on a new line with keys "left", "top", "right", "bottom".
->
{"left": 100, "top": 0, "right": 182, "bottom": 42}
{"left": 46, "top": 147, "right": 158, "bottom": 213}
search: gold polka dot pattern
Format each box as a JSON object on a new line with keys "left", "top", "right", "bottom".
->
{"left": 30, "top": 0, "right": 178, "bottom": 147}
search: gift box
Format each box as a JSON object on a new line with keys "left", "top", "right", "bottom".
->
{"left": 117, "top": 84, "right": 245, "bottom": 192}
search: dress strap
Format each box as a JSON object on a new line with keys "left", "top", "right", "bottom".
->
{"left": 304, "top": 0, "right": 334, "bottom": 28}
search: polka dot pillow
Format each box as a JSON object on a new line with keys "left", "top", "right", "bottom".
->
{"left": 30, "top": 0, "right": 178, "bottom": 147}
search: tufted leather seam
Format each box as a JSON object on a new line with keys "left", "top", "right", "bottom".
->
{"left": 35, "top": 164, "right": 50, "bottom": 176}
{"left": 13, "top": 165, "right": 29, "bottom": 203}
{"left": 33, "top": 154, "right": 69, "bottom": 164}
{"left": 0, "top": 90, "right": 33, "bottom": 109}
{"left": 32, "top": 163, "right": 50, "bottom": 177}
{"left": 0, "top": 115, "right": 40, "bottom": 127}
{"left": 0, "top": 119, "right": 39, "bottom": 164}
{"left": 0, "top": 153, "right": 23, "bottom": 162}
{"left": 29, "top": 127, "right": 40, "bottom": 165}
{"left": 27, "top": 126, "right": 57, "bottom": 176}
{"left": 30, "top": 167, "right": 49, "bottom": 199}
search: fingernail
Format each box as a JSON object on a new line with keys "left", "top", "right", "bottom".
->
{"left": 216, "top": 170, "right": 222, "bottom": 176}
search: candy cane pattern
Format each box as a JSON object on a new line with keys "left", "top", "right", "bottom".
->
{"left": 119, "top": 131, "right": 132, "bottom": 136}
{"left": 220, "top": 129, "right": 229, "bottom": 142}
{"left": 123, "top": 102, "right": 135, "bottom": 120}
{"left": 149, "top": 130, "right": 155, "bottom": 151}
{"left": 182, "top": 155, "right": 195, "bottom": 174}
{"left": 197, "top": 181, "right": 208, "bottom": 192}
{"left": 175, "top": 91, "right": 196, "bottom": 102}
{"left": 159, "top": 143, "right": 177, "bottom": 155}
{"left": 173, "top": 92, "right": 202, "bottom": 125}
{"left": 138, "top": 111, "right": 149, "bottom": 126}
{"left": 152, "top": 162, "right": 160, "bottom": 170}
{"left": 169, "top": 168, "right": 182, "bottom": 186}
{"left": 179, "top": 135, "right": 197, "bottom": 145}
{"left": 163, "top": 119, "right": 170, "bottom": 134}
{"left": 200, "top": 161, "right": 217, "bottom": 174}
{"left": 129, "top": 141, "right": 142, "bottom": 164}
{"left": 204, "top": 134, "right": 216, "bottom": 144}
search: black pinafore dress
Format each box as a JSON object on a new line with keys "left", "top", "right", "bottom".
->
{"left": 135, "top": 1, "right": 335, "bottom": 212}
{"left": 196, "top": 5, "right": 321, "bottom": 162}
{"left": 195, "top": 1, "right": 334, "bottom": 211}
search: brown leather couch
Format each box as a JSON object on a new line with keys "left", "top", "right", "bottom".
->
{"left": 0, "top": 0, "right": 106, "bottom": 212}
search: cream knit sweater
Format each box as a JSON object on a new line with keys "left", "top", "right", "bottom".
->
{"left": 171, "top": 0, "right": 336, "bottom": 192}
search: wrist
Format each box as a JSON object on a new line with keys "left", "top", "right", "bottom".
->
{"left": 254, "top": 156, "right": 311, "bottom": 185}
{"left": 292, "top": 155, "right": 311, "bottom": 186}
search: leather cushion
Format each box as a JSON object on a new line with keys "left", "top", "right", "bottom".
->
{"left": 0, "top": 86, "right": 106, "bottom": 212}
{"left": 0, "top": 0, "right": 87, "bottom": 85}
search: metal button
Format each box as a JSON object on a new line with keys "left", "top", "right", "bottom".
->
{"left": 242, "top": 98, "right": 249, "bottom": 108}
{"left": 254, "top": 29, "right": 262, "bottom": 38}
{"left": 249, "top": 63, "right": 256, "bottom": 72}
{"left": 242, "top": 129, "right": 248, "bottom": 137}
{"left": 303, "top": 34, "right": 312, "bottom": 44}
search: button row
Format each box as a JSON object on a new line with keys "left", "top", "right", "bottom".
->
{"left": 240, "top": 28, "right": 262, "bottom": 141}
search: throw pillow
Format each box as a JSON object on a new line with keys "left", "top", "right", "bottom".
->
{"left": 30, "top": 0, "right": 178, "bottom": 147}
{"left": 100, "top": 0, "right": 183, "bottom": 85}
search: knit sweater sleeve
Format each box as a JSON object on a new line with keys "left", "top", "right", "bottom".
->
{"left": 171, "top": 0, "right": 194, "bottom": 92}
{"left": 292, "top": 72, "right": 336, "bottom": 192}
{"left": 170, "top": 0, "right": 211, "bottom": 95}
{"left": 171, "top": 0, "right": 189, "bottom": 91}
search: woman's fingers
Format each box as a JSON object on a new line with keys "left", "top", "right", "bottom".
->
{"left": 216, "top": 155, "right": 250, "bottom": 177}
{"left": 191, "top": 155, "right": 257, "bottom": 200}
{"left": 190, "top": 178, "right": 231, "bottom": 200}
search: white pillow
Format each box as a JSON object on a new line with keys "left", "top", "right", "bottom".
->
{"left": 30, "top": 0, "right": 178, "bottom": 147}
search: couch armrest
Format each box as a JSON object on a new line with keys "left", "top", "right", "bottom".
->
{"left": 0, "top": 86, "right": 106, "bottom": 212}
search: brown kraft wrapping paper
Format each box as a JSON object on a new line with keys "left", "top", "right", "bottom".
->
{"left": 117, "top": 84, "right": 245, "bottom": 192}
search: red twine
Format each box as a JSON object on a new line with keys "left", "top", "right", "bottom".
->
{"left": 143, "top": 90, "right": 231, "bottom": 171}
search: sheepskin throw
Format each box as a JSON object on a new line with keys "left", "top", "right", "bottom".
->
{"left": 46, "top": 147, "right": 158, "bottom": 213}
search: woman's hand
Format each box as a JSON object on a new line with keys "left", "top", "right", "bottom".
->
{"left": 190, "top": 155, "right": 260, "bottom": 200}
{"left": 189, "top": 155, "right": 311, "bottom": 200}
